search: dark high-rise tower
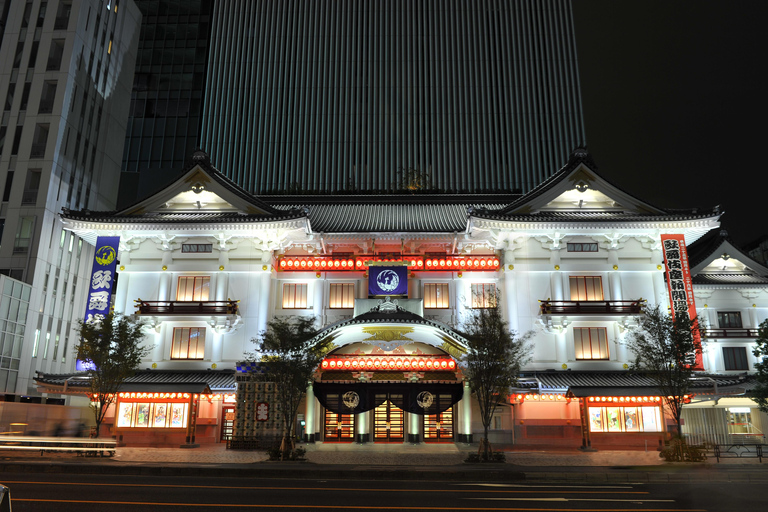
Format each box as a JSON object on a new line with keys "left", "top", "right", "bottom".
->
{"left": 200, "top": 0, "right": 585, "bottom": 194}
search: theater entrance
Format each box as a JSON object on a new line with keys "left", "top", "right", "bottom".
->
{"left": 374, "top": 394, "right": 405, "bottom": 443}
{"left": 424, "top": 403, "right": 454, "bottom": 442}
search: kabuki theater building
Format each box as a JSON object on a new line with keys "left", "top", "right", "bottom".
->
{"left": 35, "top": 149, "right": 768, "bottom": 448}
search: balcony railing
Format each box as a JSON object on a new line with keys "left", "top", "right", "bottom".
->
{"left": 539, "top": 300, "right": 645, "bottom": 315}
{"left": 135, "top": 300, "right": 239, "bottom": 316}
{"left": 703, "top": 328, "right": 759, "bottom": 339}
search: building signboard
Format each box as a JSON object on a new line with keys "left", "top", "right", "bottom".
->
{"left": 368, "top": 266, "right": 408, "bottom": 296}
{"left": 660, "top": 234, "right": 703, "bottom": 370}
{"left": 76, "top": 236, "right": 120, "bottom": 372}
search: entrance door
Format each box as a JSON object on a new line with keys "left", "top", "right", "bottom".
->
{"left": 374, "top": 394, "right": 404, "bottom": 442}
{"left": 324, "top": 410, "right": 355, "bottom": 442}
{"left": 220, "top": 406, "right": 235, "bottom": 442}
{"left": 424, "top": 402, "right": 454, "bottom": 442}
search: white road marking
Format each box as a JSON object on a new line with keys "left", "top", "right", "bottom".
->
{"left": 454, "top": 483, "right": 634, "bottom": 489}
{"left": 469, "top": 498, "right": 675, "bottom": 503}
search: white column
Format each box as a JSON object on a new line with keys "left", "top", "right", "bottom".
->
{"left": 305, "top": 384, "right": 316, "bottom": 442}
{"left": 212, "top": 332, "right": 223, "bottom": 363}
{"left": 257, "top": 271, "right": 271, "bottom": 337}
{"left": 551, "top": 272, "right": 563, "bottom": 301}
{"left": 615, "top": 323, "right": 627, "bottom": 362}
{"left": 114, "top": 272, "right": 130, "bottom": 315}
{"left": 609, "top": 271, "right": 623, "bottom": 301}
{"left": 158, "top": 272, "right": 172, "bottom": 301}
{"left": 652, "top": 269, "right": 666, "bottom": 306}
{"left": 313, "top": 277, "right": 323, "bottom": 321}
{"left": 356, "top": 411, "right": 369, "bottom": 443}
{"left": 504, "top": 267, "right": 518, "bottom": 331}
{"left": 555, "top": 331, "right": 568, "bottom": 364}
{"left": 460, "top": 381, "right": 472, "bottom": 443}
{"left": 152, "top": 325, "right": 165, "bottom": 362}
{"left": 216, "top": 273, "right": 229, "bottom": 301}
{"left": 407, "top": 412, "right": 420, "bottom": 443}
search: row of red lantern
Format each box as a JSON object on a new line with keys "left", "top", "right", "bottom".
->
{"left": 321, "top": 357, "right": 456, "bottom": 371}
{"left": 118, "top": 392, "right": 192, "bottom": 400}
{"left": 515, "top": 394, "right": 567, "bottom": 401}
{"left": 278, "top": 256, "right": 500, "bottom": 271}
{"left": 588, "top": 396, "right": 670, "bottom": 403}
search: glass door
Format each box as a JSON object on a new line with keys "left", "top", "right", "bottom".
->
{"left": 324, "top": 410, "right": 355, "bottom": 442}
{"left": 374, "top": 394, "right": 404, "bottom": 443}
{"left": 220, "top": 406, "right": 235, "bottom": 442}
{"left": 424, "top": 400, "right": 454, "bottom": 442}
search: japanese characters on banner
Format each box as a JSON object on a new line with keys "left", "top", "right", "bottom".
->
{"left": 368, "top": 265, "right": 408, "bottom": 296}
{"left": 76, "top": 236, "right": 120, "bottom": 372}
{"left": 256, "top": 402, "right": 269, "bottom": 421}
{"left": 660, "top": 234, "right": 703, "bottom": 370}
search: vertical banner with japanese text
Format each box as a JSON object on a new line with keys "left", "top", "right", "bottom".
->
{"left": 660, "top": 234, "right": 703, "bottom": 370}
{"left": 76, "top": 236, "right": 120, "bottom": 371}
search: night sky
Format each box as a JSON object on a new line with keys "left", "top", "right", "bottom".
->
{"left": 573, "top": 1, "right": 767, "bottom": 247}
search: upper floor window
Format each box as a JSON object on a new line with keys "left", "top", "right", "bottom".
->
{"left": 723, "top": 347, "right": 749, "bottom": 371}
{"left": 569, "top": 276, "right": 603, "bottom": 301}
{"left": 718, "top": 312, "right": 742, "bottom": 329}
{"left": 46, "top": 39, "right": 65, "bottom": 71}
{"left": 177, "top": 276, "right": 209, "bottom": 301}
{"left": 171, "top": 327, "right": 205, "bottom": 360}
{"left": 282, "top": 283, "right": 307, "bottom": 309}
{"left": 424, "top": 283, "right": 449, "bottom": 309}
{"left": 329, "top": 283, "right": 354, "bottom": 309}
{"left": 470, "top": 283, "right": 496, "bottom": 309}
{"left": 567, "top": 242, "right": 598, "bottom": 252}
{"left": 574, "top": 327, "right": 609, "bottom": 360}
{"left": 181, "top": 243, "right": 212, "bottom": 253}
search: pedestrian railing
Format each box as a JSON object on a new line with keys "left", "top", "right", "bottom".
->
{"left": 0, "top": 436, "right": 116, "bottom": 457}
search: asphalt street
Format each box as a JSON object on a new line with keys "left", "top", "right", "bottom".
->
{"left": 2, "top": 472, "right": 760, "bottom": 511}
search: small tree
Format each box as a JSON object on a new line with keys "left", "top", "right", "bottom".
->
{"left": 76, "top": 312, "right": 151, "bottom": 437}
{"left": 460, "top": 297, "right": 531, "bottom": 461}
{"left": 624, "top": 304, "right": 699, "bottom": 437}
{"left": 752, "top": 319, "right": 768, "bottom": 413}
{"left": 253, "top": 316, "right": 331, "bottom": 459}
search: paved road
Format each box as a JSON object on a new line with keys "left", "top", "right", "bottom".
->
{"left": 2, "top": 472, "right": 759, "bottom": 511}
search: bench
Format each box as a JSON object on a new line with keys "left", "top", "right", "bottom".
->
{"left": 714, "top": 444, "right": 764, "bottom": 463}
{"left": 0, "top": 436, "right": 116, "bottom": 457}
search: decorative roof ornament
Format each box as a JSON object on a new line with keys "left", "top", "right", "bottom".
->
{"left": 371, "top": 296, "right": 402, "bottom": 314}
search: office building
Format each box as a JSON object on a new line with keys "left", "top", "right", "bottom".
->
{"left": 0, "top": 0, "right": 140, "bottom": 397}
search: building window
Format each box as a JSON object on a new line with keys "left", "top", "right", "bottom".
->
{"left": 470, "top": 283, "right": 496, "bottom": 308}
{"left": 424, "top": 283, "right": 450, "bottom": 309}
{"left": 171, "top": 327, "right": 205, "bottom": 360}
{"left": 176, "top": 276, "right": 210, "bottom": 301}
{"left": 46, "top": 39, "right": 65, "bottom": 71}
{"left": 181, "top": 243, "right": 212, "bottom": 253}
{"left": 329, "top": 283, "right": 354, "bottom": 309}
{"left": 13, "top": 216, "right": 35, "bottom": 254}
{"left": 38, "top": 81, "right": 57, "bottom": 113}
{"left": 723, "top": 347, "right": 749, "bottom": 371}
{"left": 567, "top": 242, "right": 598, "bottom": 252}
{"left": 718, "top": 311, "right": 742, "bottom": 329}
{"left": 282, "top": 283, "right": 308, "bottom": 309}
{"left": 589, "top": 406, "right": 662, "bottom": 433}
{"left": 574, "top": 327, "right": 609, "bottom": 360}
{"left": 569, "top": 276, "right": 604, "bottom": 301}
{"left": 30, "top": 124, "right": 49, "bottom": 159}
{"left": 22, "top": 169, "right": 41, "bottom": 204}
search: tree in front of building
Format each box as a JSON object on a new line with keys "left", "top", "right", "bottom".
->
{"left": 254, "top": 316, "right": 332, "bottom": 460}
{"left": 752, "top": 319, "right": 768, "bottom": 413}
{"left": 624, "top": 304, "right": 699, "bottom": 438}
{"left": 460, "top": 296, "right": 531, "bottom": 461}
{"left": 76, "top": 312, "right": 151, "bottom": 438}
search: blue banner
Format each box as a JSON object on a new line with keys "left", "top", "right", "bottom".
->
{"left": 77, "top": 236, "right": 120, "bottom": 371}
{"left": 368, "top": 266, "right": 408, "bottom": 296}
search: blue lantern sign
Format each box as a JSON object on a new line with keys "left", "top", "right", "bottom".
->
{"left": 76, "top": 236, "right": 120, "bottom": 371}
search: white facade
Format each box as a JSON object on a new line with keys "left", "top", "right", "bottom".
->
{"left": 0, "top": 0, "right": 140, "bottom": 396}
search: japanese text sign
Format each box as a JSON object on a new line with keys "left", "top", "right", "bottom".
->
{"left": 660, "top": 234, "right": 703, "bottom": 370}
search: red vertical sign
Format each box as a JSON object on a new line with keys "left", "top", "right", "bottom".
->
{"left": 660, "top": 234, "right": 703, "bottom": 370}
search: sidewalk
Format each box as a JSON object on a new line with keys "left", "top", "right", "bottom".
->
{"left": 1, "top": 443, "right": 767, "bottom": 483}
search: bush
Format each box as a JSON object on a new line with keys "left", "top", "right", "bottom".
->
{"left": 659, "top": 437, "right": 707, "bottom": 462}
{"left": 465, "top": 451, "right": 506, "bottom": 463}
{"left": 267, "top": 444, "right": 307, "bottom": 461}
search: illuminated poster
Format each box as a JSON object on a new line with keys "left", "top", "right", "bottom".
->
{"left": 117, "top": 403, "right": 133, "bottom": 428}
{"left": 136, "top": 404, "right": 150, "bottom": 427}
{"left": 76, "top": 236, "right": 121, "bottom": 371}
{"left": 368, "top": 266, "right": 408, "bottom": 296}
{"left": 660, "top": 234, "right": 703, "bottom": 370}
